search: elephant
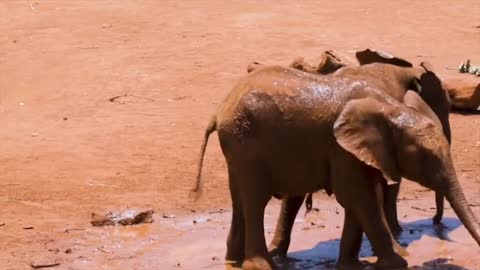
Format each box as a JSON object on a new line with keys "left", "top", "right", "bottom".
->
{"left": 191, "top": 63, "right": 480, "bottom": 270}
{"left": 265, "top": 57, "right": 452, "bottom": 258}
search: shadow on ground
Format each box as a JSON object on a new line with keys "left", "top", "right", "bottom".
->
{"left": 276, "top": 218, "right": 466, "bottom": 270}
{"left": 452, "top": 109, "right": 480, "bottom": 115}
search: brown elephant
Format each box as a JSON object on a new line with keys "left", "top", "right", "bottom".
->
{"left": 192, "top": 63, "right": 480, "bottom": 270}
{"left": 265, "top": 55, "right": 452, "bottom": 258}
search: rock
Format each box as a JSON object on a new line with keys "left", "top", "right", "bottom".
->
{"left": 91, "top": 209, "right": 154, "bottom": 227}
{"left": 289, "top": 56, "right": 318, "bottom": 73}
{"left": 289, "top": 50, "right": 353, "bottom": 75}
{"left": 443, "top": 77, "right": 480, "bottom": 111}
{"left": 30, "top": 262, "right": 60, "bottom": 269}
{"left": 355, "top": 48, "right": 412, "bottom": 67}
{"left": 247, "top": 50, "right": 354, "bottom": 75}
{"left": 316, "top": 50, "right": 352, "bottom": 74}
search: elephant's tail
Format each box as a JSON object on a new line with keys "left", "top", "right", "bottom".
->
{"left": 190, "top": 114, "right": 217, "bottom": 201}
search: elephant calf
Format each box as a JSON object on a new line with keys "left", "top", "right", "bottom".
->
{"left": 192, "top": 64, "right": 480, "bottom": 270}
{"left": 269, "top": 58, "right": 453, "bottom": 257}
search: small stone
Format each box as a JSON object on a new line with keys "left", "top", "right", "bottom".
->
{"left": 102, "top": 24, "right": 112, "bottom": 28}
{"left": 65, "top": 248, "right": 72, "bottom": 254}
{"left": 212, "top": 256, "right": 219, "bottom": 261}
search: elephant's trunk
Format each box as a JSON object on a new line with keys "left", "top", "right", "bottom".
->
{"left": 445, "top": 174, "right": 480, "bottom": 246}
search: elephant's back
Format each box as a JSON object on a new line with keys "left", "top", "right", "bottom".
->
{"left": 217, "top": 66, "right": 372, "bottom": 136}
{"left": 215, "top": 66, "right": 372, "bottom": 194}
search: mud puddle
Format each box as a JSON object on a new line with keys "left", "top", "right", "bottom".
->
{"left": 18, "top": 196, "right": 475, "bottom": 270}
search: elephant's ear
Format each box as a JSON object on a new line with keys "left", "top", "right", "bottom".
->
{"left": 414, "top": 63, "right": 452, "bottom": 143}
{"left": 334, "top": 97, "right": 400, "bottom": 185}
{"left": 403, "top": 90, "right": 442, "bottom": 128}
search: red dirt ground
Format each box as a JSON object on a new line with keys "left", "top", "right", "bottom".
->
{"left": 1, "top": 1, "right": 479, "bottom": 269}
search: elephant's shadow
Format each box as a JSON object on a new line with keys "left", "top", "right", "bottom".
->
{"left": 452, "top": 109, "right": 480, "bottom": 116}
{"left": 276, "top": 218, "right": 467, "bottom": 270}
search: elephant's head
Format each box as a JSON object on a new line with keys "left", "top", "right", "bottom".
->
{"left": 333, "top": 91, "right": 480, "bottom": 246}
{"left": 410, "top": 63, "right": 451, "bottom": 144}
{"left": 356, "top": 49, "right": 452, "bottom": 143}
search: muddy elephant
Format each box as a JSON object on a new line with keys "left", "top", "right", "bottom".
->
{"left": 268, "top": 60, "right": 453, "bottom": 257}
{"left": 192, "top": 64, "right": 480, "bottom": 270}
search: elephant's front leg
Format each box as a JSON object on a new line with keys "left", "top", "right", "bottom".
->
{"left": 383, "top": 183, "right": 403, "bottom": 235}
{"left": 268, "top": 195, "right": 304, "bottom": 257}
{"left": 337, "top": 209, "right": 364, "bottom": 270}
{"left": 433, "top": 192, "right": 444, "bottom": 224}
{"left": 355, "top": 178, "right": 407, "bottom": 269}
{"left": 336, "top": 175, "right": 407, "bottom": 269}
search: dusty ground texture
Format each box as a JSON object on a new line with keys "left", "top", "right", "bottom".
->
{"left": 1, "top": 0, "right": 480, "bottom": 269}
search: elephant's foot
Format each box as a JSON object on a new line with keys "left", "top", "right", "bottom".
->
{"left": 336, "top": 259, "right": 367, "bottom": 270}
{"left": 371, "top": 242, "right": 408, "bottom": 258}
{"left": 387, "top": 221, "right": 403, "bottom": 236}
{"left": 432, "top": 214, "right": 443, "bottom": 224}
{"left": 226, "top": 251, "right": 244, "bottom": 265}
{"left": 226, "top": 246, "right": 244, "bottom": 264}
{"left": 242, "top": 256, "right": 276, "bottom": 270}
{"left": 375, "top": 253, "right": 407, "bottom": 270}
{"left": 391, "top": 224, "right": 403, "bottom": 236}
{"left": 268, "top": 239, "right": 289, "bottom": 258}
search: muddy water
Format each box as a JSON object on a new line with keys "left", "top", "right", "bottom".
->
{"left": 27, "top": 195, "right": 476, "bottom": 270}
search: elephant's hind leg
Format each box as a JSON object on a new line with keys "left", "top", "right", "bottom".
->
{"left": 268, "top": 195, "right": 304, "bottom": 257}
{"left": 226, "top": 171, "right": 245, "bottom": 263}
{"left": 239, "top": 169, "right": 275, "bottom": 270}
{"left": 384, "top": 183, "right": 403, "bottom": 235}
